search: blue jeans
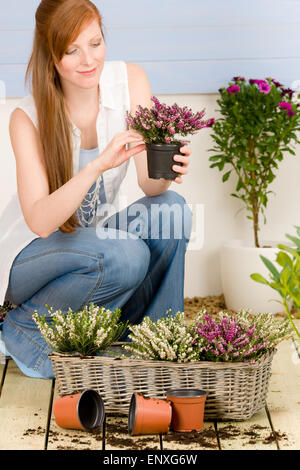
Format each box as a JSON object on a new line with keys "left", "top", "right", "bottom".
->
{"left": 1, "top": 190, "right": 192, "bottom": 378}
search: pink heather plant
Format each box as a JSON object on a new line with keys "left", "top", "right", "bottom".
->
{"left": 126, "top": 96, "right": 214, "bottom": 145}
{"left": 191, "top": 309, "right": 292, "bottom": 363}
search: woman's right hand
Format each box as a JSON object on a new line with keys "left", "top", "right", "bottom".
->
{"left": 98, "top": 130, "right": 146, "bottom": 172}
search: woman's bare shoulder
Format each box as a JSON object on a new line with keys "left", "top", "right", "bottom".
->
{"left": 125, "top": 62, "right": 152, "bottom": 109}
{"left": 125, "top": 61, "right": 145, "bottom": 76}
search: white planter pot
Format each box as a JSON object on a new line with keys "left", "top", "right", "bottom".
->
{"left": 220, "top": 239, "right": 283, "bottom": 314}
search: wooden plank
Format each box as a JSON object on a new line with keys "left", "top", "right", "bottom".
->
{"left": 1, "top": 0, "right": 300, "bottom": 30}
{"left": 162, "top": 422, "right": 219, "bottom": 450}
{"left": 266, "top": 332, "right": 300, "bottom": 450}
{"left": 2, "top": 57, "right": 300, "bottom": 98}
{"left": 47, "top": 387, "right": 103, "bottom": 450}
{"left": 217, "top": 409, "right": 276, "bottom": 450}
{"left": 0, "top": 360, "right": 53, "bottom": 450}
{"left": 105, "top": 414, "right": 160, "bottom": 450}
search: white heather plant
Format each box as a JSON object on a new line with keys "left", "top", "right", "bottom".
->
{"left": 123, "top": 310, "right": 202, "bottom": 362}
{"left": 33, "top": 302, "right": 128, "bottom": 356}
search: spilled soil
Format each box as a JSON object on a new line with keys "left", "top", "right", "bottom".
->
{"left": 21, "top": 420, "right": 289, "bottom": 450}
{"left": 184, "top": 294, "right": 235, "bottom": 324}
{"left": 183, "top": 294, "right": 291, "bottom": 324}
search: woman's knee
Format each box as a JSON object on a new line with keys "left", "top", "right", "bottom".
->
{"left": 101, "top": 238, "right": 151, "bottom": 292}
{"left": 150, "top": 190, "right": 193, "bottom": 241}
{"left": 125, "top": 239, "right": 151, "bottom": 289}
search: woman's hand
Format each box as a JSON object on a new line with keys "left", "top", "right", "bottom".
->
{"left": 172, "top": 145, "right": 192, "bottom": 184}
{"left": 98, "top": 130, "right": 146, "bottom": 172}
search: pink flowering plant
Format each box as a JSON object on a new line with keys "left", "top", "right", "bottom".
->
{"left": 191, "top": 309, "right": 293, "bottom": 363}
{"left": 209, "top": 77, "right": 300, "bottom": 247}
{"left": 126, "top": 96, "right": 214, "bottom": 145}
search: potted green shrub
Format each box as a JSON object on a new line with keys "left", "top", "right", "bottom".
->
{"left": 251, "top": 225, "right": 300, "bottom": 343}
{"left": 126, "top": 96, "right": 214, "bottom": 180}
{"left": 209, "top": 76, "right": 300, "bottom": 313}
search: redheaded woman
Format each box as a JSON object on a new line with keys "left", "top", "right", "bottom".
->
{"left": 0, "top": 0, "right": 192, "bottom": 378}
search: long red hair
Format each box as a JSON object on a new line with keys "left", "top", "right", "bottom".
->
{"left": 25, "top": 0, "right": 105, "bottom": 233}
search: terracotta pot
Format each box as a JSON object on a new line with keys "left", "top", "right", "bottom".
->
{"left": 166, "top": 389, "right": 207, "bottom": 432}
{"left": 146, "top": 143, "right": 183, "bottom": 180}
{"left": 128, "top": 393, "right": 172, "bottom": 436}
{"left": 53, "top": 389, "right": 105, "bottom": 432}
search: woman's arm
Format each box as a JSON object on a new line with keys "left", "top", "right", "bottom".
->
{"left": 126, "top": 62, "right": 172, "bottom": 197}
{"left": 9, "top": 108, "right": 143, "bottom": 238}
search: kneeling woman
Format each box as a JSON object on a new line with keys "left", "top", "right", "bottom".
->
{"left": 0, "top": 0, "right": 192, "bottom": 378}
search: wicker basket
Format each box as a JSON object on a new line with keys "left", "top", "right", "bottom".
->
{"left": 49, "top": 346, "right": 276, "bottom": 421}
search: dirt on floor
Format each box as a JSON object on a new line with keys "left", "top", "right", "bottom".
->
{"left": 183, "top": 294, "right": 290, "bottom": 324}
{"left": 183, "top": 294, "right": 235, "bottom": 324}
{"left": 22, "top": 421, "right": 289, "bottom": 450}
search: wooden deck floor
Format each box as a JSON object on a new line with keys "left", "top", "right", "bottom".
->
{"left": 0, "top": 328, "right": 299, "bottom": 451}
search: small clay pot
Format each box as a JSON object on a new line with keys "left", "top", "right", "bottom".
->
{"left": 146, "top": 143, "right": 183, "bottom": 180}
{"left": 53, "top": 389, "right": 105, "bottom": 432}
{"left": 128, "top": 393, "right": 172, "bottom": 436}
{"left": 166, "top": 389, "right": 207, "bottom": 432}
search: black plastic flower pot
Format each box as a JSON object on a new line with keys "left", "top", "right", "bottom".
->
{"left": 145, "top": 143, "right": 183, "bottom": 180}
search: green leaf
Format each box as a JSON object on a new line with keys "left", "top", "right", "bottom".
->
{"left": 222, "top": 170, "right": 231, "bottom": 182}
{"left": 250, "top": 273, "right": 268, "bottom": 284}
{"left": 295, "top": 226, "right": 300, "bottom": 238}
{"left": 285, "top": 234, "right": 300, "bottom": 250}
{"left": 259, "top": 255, "right": 280, "bottom": 282}
{"left": 209, "top": 155, "right": 223, "bottom": 162}
{"left": 278, "top": 244, "right": 300, "bottom": 259}
{"left": 280, "top": 266, "right": 291, "bottom": 286}
{"left": 276, "top": 251, "right": 293, "bottom": 269}
{"left": 236, "top": 178, "right": 243, "bottom": 191}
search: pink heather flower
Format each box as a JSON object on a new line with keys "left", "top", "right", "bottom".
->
{"left": 288, "top": 110, "right": 295, "bottom": 117}
{"left": 227, "top": 85, "right": 240, "bottom": 94}
{"left": 167, "top": 124, "right": 176, "bottom": 135}
{"left": 127, "top": 95, "right": 213, "bottom": 144}
{"left": 247, "top": 326, "right": 255, "bottom": 337}
{"left": 259, "top": 82, "right": 271, "bottom": 94}
{"left": 193, "top": 312, "right": 272, "bottom": 362}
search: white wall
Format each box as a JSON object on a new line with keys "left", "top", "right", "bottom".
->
{"left": 1, "top": 94, "right": 300, "bottom": 298}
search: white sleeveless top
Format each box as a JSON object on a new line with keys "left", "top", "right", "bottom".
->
{"left": 0, "top": 61, "right": 131, "bottom": 305}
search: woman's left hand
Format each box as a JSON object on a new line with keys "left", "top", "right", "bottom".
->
{"left": 172, "top": 146, "right": 191, "bottom": 184}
